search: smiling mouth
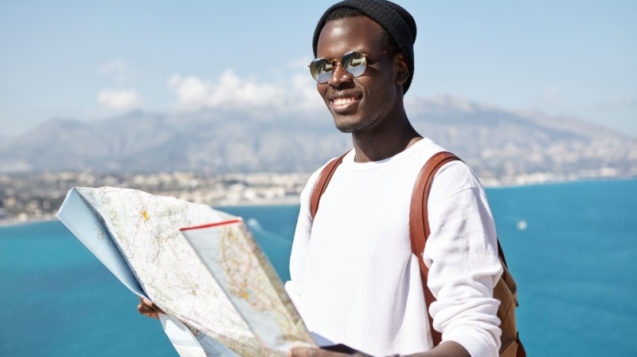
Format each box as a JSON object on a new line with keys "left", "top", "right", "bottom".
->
{"left": 330, "top": 95, "right": 362, "bottom": 113}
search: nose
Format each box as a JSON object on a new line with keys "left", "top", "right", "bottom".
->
{"left": 327, "top": 63, "right": 354, "bottom": 87}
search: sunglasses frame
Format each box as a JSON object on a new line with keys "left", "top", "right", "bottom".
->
{"left": 309, "top": 50, "right": 394, "bottom": 84}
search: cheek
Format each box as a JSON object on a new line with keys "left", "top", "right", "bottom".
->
{"left": 317, "top": 84, "right": 328, "bottom": 102}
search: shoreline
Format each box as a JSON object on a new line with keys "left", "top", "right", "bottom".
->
{"left": 2, "top": 176, "right": 635, "bottom": 229}
{"left": 0, "top": 217, "right": 56, "bottom": 229}
{"left": 0, "top": 197, "right": 303, "bottom": 229}
{"left": 481, "top": 175, "right": 637, "bottom": 190}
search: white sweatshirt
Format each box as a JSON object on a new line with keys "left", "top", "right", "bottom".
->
{"left": 285, "top": 138, "right": 502, "bottom": 357}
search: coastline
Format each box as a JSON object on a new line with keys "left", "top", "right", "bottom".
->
{"left": 0, "top": 196, "right": 303, "bottom": 229}
{"left": 0, "top": 216, "right": 56, "bottom": 229}
{"left": 482, "top": 175, "right": 637, "bottom": 190}
{"left": 2, "top": 176, "right": 635, "bottom": 229}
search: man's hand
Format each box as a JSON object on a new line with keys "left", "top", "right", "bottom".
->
{"left": 137, "top": 297, "right": 165, "bottom": 319}
{"left": 288, "top": 347, "right": 370, "bottom": 357}
{"left": 289, "top": 341, "right": 470, "bottom": 357}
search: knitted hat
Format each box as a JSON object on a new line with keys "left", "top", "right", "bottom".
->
{"left": 312, "top": 0, "right": 417, "bottom": 93}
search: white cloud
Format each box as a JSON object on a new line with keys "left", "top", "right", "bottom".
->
{"left": 99, "top": 58, "right": 128, "bottom": 83}
{"left": 97, "top": 89, "right": 142, "bottom": 111}
{"left": 167, "top": 61, "right": 323, "bottom": 114}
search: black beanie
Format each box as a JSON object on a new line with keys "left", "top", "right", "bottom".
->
{"left": 312, "top": 0, "right": 417, "bottom": 93}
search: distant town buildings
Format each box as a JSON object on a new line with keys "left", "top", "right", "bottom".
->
{"left": 0, "top": 171, "right": 310, "bottom": 225}
{"left": 1, "top": 165, "right": 635, "bottom": 225}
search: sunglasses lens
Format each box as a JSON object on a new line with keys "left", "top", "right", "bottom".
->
{"left": 310, "top": 58, "right": 333, "bottom": 83}
{"left": 343, "top": 51, "right": 366, "bottom": 77}
{"left": 309, "top": 51, "right": 368, "bottom": 83}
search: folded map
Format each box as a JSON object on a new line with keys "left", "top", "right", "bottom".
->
{"left": 57, "top": 186, "right": 316, "bottom": 357}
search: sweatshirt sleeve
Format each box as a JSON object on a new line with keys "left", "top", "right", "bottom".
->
{"left": 423, "top": 161, "right": 503, "bottom": 357}
{"left": 284, "top": 168, "right": 322, "bottom": 314}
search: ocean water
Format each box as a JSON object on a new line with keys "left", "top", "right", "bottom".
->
{"left": 1, "top": 179, "right": 636, "bottom": 356}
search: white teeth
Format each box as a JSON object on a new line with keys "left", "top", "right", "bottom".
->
{"left": 333, "top": 97, "right": 356, "bottom": 106}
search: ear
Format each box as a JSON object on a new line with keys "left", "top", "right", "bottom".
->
{"left": 393, "top": 53, "right": 410, "bottom": 86}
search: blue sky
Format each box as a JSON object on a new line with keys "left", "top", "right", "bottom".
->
{"left": 1, "top": 0, "right": 635, "bottom": 137}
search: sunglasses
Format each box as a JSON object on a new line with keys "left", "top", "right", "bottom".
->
{"left": 308, "top": 50, "right": 393, "bottom": 84}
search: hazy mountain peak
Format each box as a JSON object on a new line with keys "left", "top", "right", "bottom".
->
{"left": 1, "top": 96, "right": 635, "bottom": 184}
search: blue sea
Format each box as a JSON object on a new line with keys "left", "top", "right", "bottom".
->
{"left": 1, "top": 179, "right": 636, "bottom": 356}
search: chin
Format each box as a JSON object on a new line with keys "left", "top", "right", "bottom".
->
{"left": 335, "top": 124, "right": 355, "bottom": 133}
{"left": 333, "top": 116, "right": 374, "bottom": 134}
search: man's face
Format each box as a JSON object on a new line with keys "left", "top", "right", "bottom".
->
{"left": 315, "top": 16, "right": 401, "bottom": 134}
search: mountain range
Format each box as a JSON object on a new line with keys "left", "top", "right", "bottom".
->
{"left": 1, "top": 95, "right": 635, "bottom": 184}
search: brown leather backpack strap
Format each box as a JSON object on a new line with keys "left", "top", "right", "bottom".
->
{"left": 498, "top": 240, "right": 509, "bottom": 268}
{"left": 409, "top": 151, "right": 461, "bottom": 347}
{"left": 310, "top": 151, "right": 349, "bottom": 220}
{"left": 517, "top": 334, "right": 526, "bottom": 357}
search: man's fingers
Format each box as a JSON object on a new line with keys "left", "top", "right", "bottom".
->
{"left": 288, "top": 348, "right": 317, "bottom": 357}
{"left": 137, "top": 297, "right": 161, "bottom": 319}
{"left": 289, "top": 347, "right": 346, "bottom": 357}
{"left": 137, "top": 305, "right": 158, "bottom": 319}
{"left": 140, "top": 298, "right": 155, "bottom": 308}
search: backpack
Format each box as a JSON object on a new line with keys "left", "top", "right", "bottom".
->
{"left": 309, "top": 151, "right": 526, "bottom": 357}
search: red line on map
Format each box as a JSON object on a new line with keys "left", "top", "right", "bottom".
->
{"left": 180, "top": 219, "right": 242, "bottom": 231}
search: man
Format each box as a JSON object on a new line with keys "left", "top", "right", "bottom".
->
{"left": 141, "top": 1, "right": 503, "bottom": 356}
{"left": 285, "top": 1, "right": 502, "bottom": 357}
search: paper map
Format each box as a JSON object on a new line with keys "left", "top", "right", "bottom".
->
{"left": 57, "top": 186, "right": 315, "bottom": 356}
